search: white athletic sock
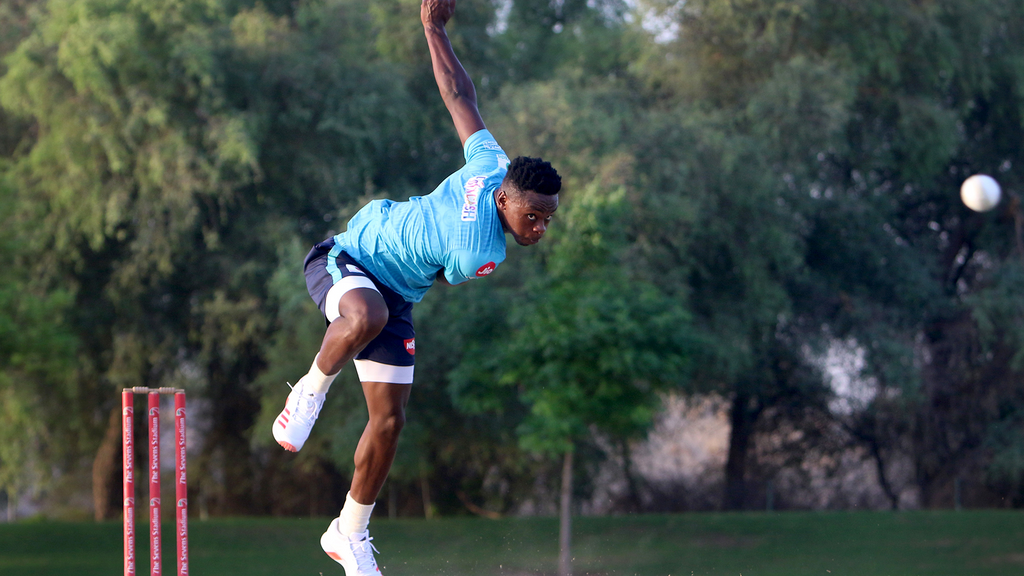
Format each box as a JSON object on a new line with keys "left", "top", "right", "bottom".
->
{"left": 337, "top": 491, "right": 375, "bottom": 536}
{"left": 301, "top": 354, "right": 338, "bottom": 395}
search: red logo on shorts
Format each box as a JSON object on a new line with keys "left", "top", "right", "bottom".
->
{"left": 404, "top": 339, "right": 416, "bottom": 355}
{"left": 476, "top": 262, "right": 496, "bottom": 277}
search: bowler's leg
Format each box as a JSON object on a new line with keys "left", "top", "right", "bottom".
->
{"left": 350, "top": 381, "right": 412, "bottom": 504}
{"left": 319, "top": 376, "right": 412, "bottom": 576}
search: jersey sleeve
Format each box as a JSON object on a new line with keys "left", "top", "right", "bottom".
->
{"left": 442, "top": 249, "right": 503, "bottom": 285}
{"left": 463, "top": 129, "right": 510, "bottom": 172}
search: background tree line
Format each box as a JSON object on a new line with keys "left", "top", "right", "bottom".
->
{"left": 1, "top": 0, "right": 1023, "bottom": 521}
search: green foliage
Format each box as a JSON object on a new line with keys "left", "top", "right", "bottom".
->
{"left": 0, "top": 168, "right": 78, "bottom": 505}
{"left": 1, "top": 0, "right": 256, "bottom": 271}
{"left": 0, "top": 0, "right": 440, "bottom": 515}
{"left": 626, "top": 0, "right": 1024, "bottom": 507}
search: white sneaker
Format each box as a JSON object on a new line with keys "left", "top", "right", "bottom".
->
{"left": 272, "top": 380, "right": 325, "bottom": 452}
{"left": 321, "top": 518, "right": 381, "bottom": 575}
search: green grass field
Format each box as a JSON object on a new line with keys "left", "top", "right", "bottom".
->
{"left": 2, "top": 511, "right": 1023, "bottom": 576}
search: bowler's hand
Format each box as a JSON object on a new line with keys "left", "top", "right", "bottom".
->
{"left": 421, "top": 0, "right": 455, "bottom": 28}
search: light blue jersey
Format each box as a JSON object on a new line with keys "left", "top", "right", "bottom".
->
{"left": 333, "top": 129, "right": 510, "bottom": 303}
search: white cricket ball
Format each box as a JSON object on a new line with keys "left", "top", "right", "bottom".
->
{"left": 960, "top": 174, "right": 1002, "bottom": 212}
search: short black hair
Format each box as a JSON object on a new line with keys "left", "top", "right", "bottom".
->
{"left": 505, "top": 156, "right": 561, "bottom": 196}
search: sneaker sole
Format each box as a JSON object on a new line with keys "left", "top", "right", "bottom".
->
{"left": 273, "top": 420, "right": 302, "bottom": 452}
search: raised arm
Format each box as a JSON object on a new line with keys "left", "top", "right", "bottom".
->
{"left": 421, "top": 0, "right": 486, "bottom": 146}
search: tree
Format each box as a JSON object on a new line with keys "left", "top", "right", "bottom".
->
{"left": 631, "top": 0, "right": 1024, "bottom": 509}
{"left": 452, "top": 182, "right": 694, "bottom": 574}
{"left": 0, "top": 0, "right": 431, "bottom": 517}
{"left": 792, "top": 0, "right": 1024, "bottom": 507}
{"left": 0, "top": 169, "right": 79, "bottom": 519}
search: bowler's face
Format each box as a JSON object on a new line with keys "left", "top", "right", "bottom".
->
{"left": 497, "top": 190, "right": 559, "bottom": 246}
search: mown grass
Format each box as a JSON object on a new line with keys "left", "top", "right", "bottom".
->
{"left": 1, "top": 510, "right": 1023, "bottom": 575}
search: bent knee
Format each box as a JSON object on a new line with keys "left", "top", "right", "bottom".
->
{"left": 340, "top": 296, "right": 389, "bottom": 342}
{"left": 372, "top": 412, "right": 406, "bottom": 440}
{"left": 350, "top": 308, "right": 388, "bottom": 340}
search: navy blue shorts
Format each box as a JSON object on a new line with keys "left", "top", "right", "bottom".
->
{"left": 304, "top": 238, "right": 416, "bottom": 375}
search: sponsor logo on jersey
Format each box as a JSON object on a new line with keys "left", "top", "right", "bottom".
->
{"left": 346, "top": 264, "right": 363, "bottom": 274}
{"left": 461, "top": 176, "right": 485, "bottom": 222}
{"left": 404, "top": 339, "right": 416, "bottom": 355}
{"left": 496, "top": 153, "right": 509, "bottom": 169}
{"left": 476, "top": 262, "right": 496, "bottom": 277}
{"left": 482, "top": 140, "right": 503, "bottom": 151}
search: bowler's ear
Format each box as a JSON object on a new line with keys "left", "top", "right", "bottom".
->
{"left": 495, "top": 187, "right": 509, "bottom": 210}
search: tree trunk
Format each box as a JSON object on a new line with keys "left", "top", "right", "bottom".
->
{"left": 202, "top": 353, "right": 263, "bottom": 514}
{"left": 724, "top": 393, "right": 754, "bottom": 510}
{"left": 620, "top": 439, "right": 641, "bottom": 512}
{"left": 868, "top": 438, "right": 900, "bottom": 510}
{"left": 419, "top": 458, "right": 433, "bottom": 519}
{"left": 558, "top": 449, "right": 573, "bottom": 576}
{"left": 92, "top": 404, "right": 123, "bottom": 521}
